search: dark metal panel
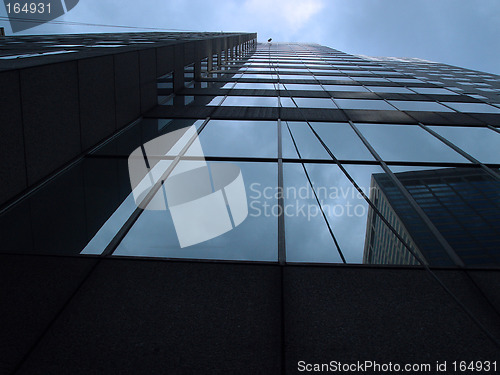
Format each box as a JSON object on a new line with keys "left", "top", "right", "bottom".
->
{"left": 139, "top": 49, "right": 157, "bottom": 113}
{"left": 114, "top": 51, "right": 141, "bottom": 129}
{"left": 21, "top": 61, "right": 81, "bottom": 185}
{"left": 0, "top": 70, "right": 26, "bottom": 204}
{"left": 78, "top": 55, "right": 116, "bottom": 150}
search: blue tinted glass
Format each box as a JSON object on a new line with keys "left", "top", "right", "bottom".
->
{"left": 324, "top": 85, "right": 369, "bottom": 92}
{"left": 232, "top": 82, "right": 277, "bottom": 90}
{"left": 316, "top": 75, "right": 353, "bottom": 81}
{"left": 311, "top": 122, "right": 374, "bottom": 160}
{"left": 383, "top": 165, "right": 500, "bottom": 267}
{"left": 388, "top": 101, "right": 454, "bottom": 112}
{"left": 410, "top": 87, "right": 458, "bottom": 95}
{"left": 443, "top": 102, "right": 500, "bottom": 113}
{"left": 341, "top": 163, "right": 434, "bottom": 265}
{"left": 283, "top": 163, "right": 344, "bottom": 263}
{"left": 279, "top": 97, "right": 296, "bottom": 108}
{"left": 356, "top": 124, "right": 467, "bottom": 162}
{"left": 220, "top": 96, "right": 278, "bottom": 107}
{"left": 279, "top": 74, "right": 315, "bottom": 80}
{"left": 351, "top": 77, "right": 389, "bottom": 82}
{"left": 368, "top": 86, "right": 413, "bottom": 94}
{"left": 335, "top": 99, "right": 395, "bottom": 110}
{"left": 282, "top": 123, "right": 299, "bottom": 158}
{"left": 221, "top": 82, "right": 237, "bottom": 89}
{"left": 284, "top": 83, "right": 323, "bottom": 91}
{"left": 278, "top": 68, "right": 310, "bottom": 73}
{"left": 115, "top": 161, "right": 278, "bottom": 261}
{"left": 241, "top": 73, "right": 275, "bottom": 79}
{"left": 207, "top": 96, "right": 225, "bottom": 106}
{"left": 389, "top": 78, "right": 424, "bottom": 83}
{"left": 428, "top": 126, "right": 500, "bottom": 163}
{"left": 284, "top": 122, "right": 330, "bottom": 159}
{"left": 304, "top": 163, "right": 375, "bottom": 263}
{"left": 194, "top": 120, "right": 277, "bottom": 158}
{"left": 309, "top": 68, "right": 337, "bottom": 73}
{"left": 291, "top": 98, "right": 336, "bottom": 108}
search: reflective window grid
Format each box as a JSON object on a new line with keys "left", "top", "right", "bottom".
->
{"left": 1, "top": 42, "right": 500, "bottom": 270}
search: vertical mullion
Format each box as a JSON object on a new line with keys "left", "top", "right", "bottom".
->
{"left": 278, "top": 119, "right": 285, "bottom": 265}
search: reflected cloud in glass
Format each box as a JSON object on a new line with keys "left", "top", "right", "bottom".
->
{"left": 115, "top": 162, "right": 278, "bottom": 261}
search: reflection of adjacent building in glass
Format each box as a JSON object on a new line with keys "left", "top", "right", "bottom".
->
{"left": 363, "top": 168, "right": 500, "bottom": 267}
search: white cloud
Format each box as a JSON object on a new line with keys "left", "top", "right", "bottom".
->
{"left": 244, "top": 0, "right": 324, "bottom": 30}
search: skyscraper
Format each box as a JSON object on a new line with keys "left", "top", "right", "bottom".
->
{"left": 1, "top": 33, "right": 499, "bottom": 373}
{"left": 364, "top": 168, "right": 500, "bottom": 267}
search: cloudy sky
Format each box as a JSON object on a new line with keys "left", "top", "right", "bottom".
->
{"left": 1, "top": 0, "right": 500, "bottom": 74}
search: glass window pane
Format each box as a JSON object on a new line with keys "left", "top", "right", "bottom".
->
{"left": 385, "top": 166, "right": 500, "bottom": 267}
{"left": 341, "top": 70, "right": 372, "bottom": 75}
{"left": 284, "top": 122, "right": 330, "bottom": 159}
{"left": 193, "top": 120, "right": 277, "bottom": 158}
{"left": 219, "top": 96, "right": 278, "bottom": 107}
{"left": 371, "top": 71, "right": 403, "bottom": 76}
{"left": 279, "top": 74, "right": 315, "bottom": 80}
{"left": 351, "top": 77, "right": 389, "bottom": 82}
{"left": 282, "top": 124, "right": 299, "bottom": 158}
{"left": 278, "top": 68, "right": 310, "bottom": 73}
{"left": 388, "top": 100, "right": 455, "bottom": 112}
{"left": 283, "top": 163, "right": 424, "bottom": 264}
{"left": 428, "top": 126, "right": 500, "bottom": 163}
{"left": 232, "top": 82, "right": 278, "bottom": 90}
{"left": 409, "top": 87, "right": 459, "bottom": 95}
{"left": 305, "top": 163, "right": 379, "bottom": 263}
{"left": 356, "top": 124, "right": 468, "bottom": 162}
{"left": 310, "top": 122, "right": 374, "bottom": 160}
{"left": 442, "top": 102, "right": 500, "bottom": 113}
{"left": 317, "top": 75, "right": 353, "bottom": 81}
{"left": 335, "top": 99, "right": 396, "bottom": 110}
{"left": 290, "top": 97, "right": 336, "bottom": 108}
{"left": 368, "top": 86, "right": 414, "bottom": 94}
{"left": 324, "top": 84, "right": 369, "bottom": 92}
{"left": 283, "top": 83, "right": 323, "bottom": 91}
{"left": 283, "top": 163, "right": 344, "bottom": 263}
{"left": 309, "top": 68, "right": 336, "bottom": 73}
{"left": 115, "top": 161, "right": 278, "bottom": 261}
{"left": 221, "top": 82, "right": 237, "bottom": 89}
{"left": 279, "top": 97, "right": 296, "bottom": 108}
{"left": 389, "top": 78, "right": 424, "bottom": 83}
{"left": 344, "top": 164, "right": 452, "bottom": 266}
{"left": 207, "top": 96, "right": 225, "bottom": 106}
{"left": 240, "top": 73, "right": 275, "bottom": 79}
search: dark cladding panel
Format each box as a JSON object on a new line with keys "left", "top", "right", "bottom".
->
{"left": 78, "top": 55, "right": 116, "bottom": 150}
{"left": 183, "top": 40, "right": 196, "bottom": 63}
{"left": 15, "top": 261, "right": 282, "bottom": 374}
{"left": 139, "top": 49, "right": 157, "bottom": 112}
{"left": 0, "top": 255, "right": 96, "bottom": 375}
{"left": 0, "top": 70, "right": 26, "bottom": 204}
{"left": 21, "top": 61, "right": 81, "bottom": 185}
{"left": 173, "top": 43, "right": 185, "bottom": 92}
{"left": 212, "top": 37, "right": 222, "bottom": 55}
{"left": 156, "top": 45, "right": 175, "bottom": 77}
{"left": 114, "top": 51, "right": 141, "bottom": 128}
{"left": 197, "top": 39, "right": 210, "bottom": 61}
{"left": 284, "top": 267, "right": 500, "bottom": 371}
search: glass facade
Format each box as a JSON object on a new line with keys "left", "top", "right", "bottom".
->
{"left": 1, "top": 41, "right": 499, "bottom": 268}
